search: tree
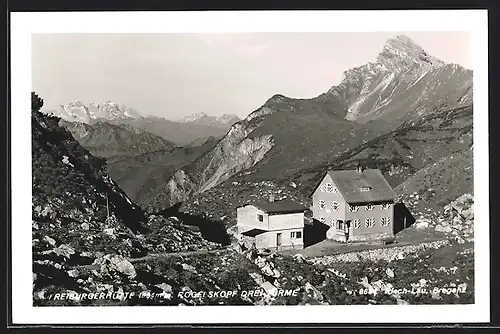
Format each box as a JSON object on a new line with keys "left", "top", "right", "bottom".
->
{"left": 32, "top": 92, "right": 44, "bottom": 112}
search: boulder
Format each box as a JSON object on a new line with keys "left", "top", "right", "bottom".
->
{"left": 43, "top": 236, "right": 56, "bottom": 246}
{"left": 113, "top": 257, "right": 136, "bottom": 278}
{"left": 452, "top": 215, "right": 464, "bottom": 225}
{"left": 260, "top": 281, "right": 277, "bottom": 295}
{"left": 293, "top": 254, "right": 306, "bottom": 263}
{"left": 53, "top": 244, "right": 75, "bottom": 258}
{"left": 304, "top": 282, "right": 323, "bottom": 301}
{"left": 94, "top": 254, "right": 137, "bottom": 279}
{"left": 156, "top": 243, "right": 166, "bottom": 252}
{"left": 104, "top": 228, "right": 115, "bottom": 236}
{"left": 386, "top": 268, "right": 395, "bottom": 278}
{"left": 249, "top": 272, "right": 265, "bottom": 285}
{"left": 261, "top": 263, "right": 280, "bottom": 278}
{"left": 461, "top": 207, "right": 474, "bottom": 220}
{"left": 181, "top": 263, "right": 197, "bottom": 273}
{"left": 255, "top": 256, "right": 267, "bottom": 268}
{"left": 414, "top": 221, "right": 429, "bottom": 229}
{"left": 67, "top": 269, "right": 79, "bottom": 278}
{"left": 257, "top": 248, "right": 272, "bottom": 256}
{"left": 435, "top": 224, "right": 452, "bottom": 234}
{"left": 155, "top": 283, "right": 173, "bottom": 294}
{"left": 81, "top": 222, "right": 90, "bottom": 231}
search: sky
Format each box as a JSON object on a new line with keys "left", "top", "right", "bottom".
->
{"left": 32, "top": 32, "right": 471, "bottom": 120}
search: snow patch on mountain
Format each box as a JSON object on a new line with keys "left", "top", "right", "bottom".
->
{"left": 45, "top": 101, "right": 143, "bottom": 124}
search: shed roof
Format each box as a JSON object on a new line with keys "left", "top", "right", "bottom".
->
{"left": 315, "top": 169, "right": 397, "bottom": 204}
{"left": 241, "top": 228, "right": 267, "bottom": 237}
{"left": 244, "top": 198, "right": 308, "bottom": 215}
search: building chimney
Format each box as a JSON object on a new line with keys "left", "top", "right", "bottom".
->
{"left": 269, "top": 193, "right": 275, "bottom": 202}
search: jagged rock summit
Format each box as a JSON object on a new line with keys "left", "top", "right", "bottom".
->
{"left": 46, "top": 101, "right": 143, "bottom": 124}
{"left": 328, "top": 34, "right": 472, "bottom": 124}
{"left": 377, "top": 35, "right": 445, "bottom": 71}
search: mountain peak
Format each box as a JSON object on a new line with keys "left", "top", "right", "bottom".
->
{"left": 377, "top": 35, "right": 444, "bottom": 71}
{"left": 179, "top": 112, "right": 240, "bottom": 127}
{"left": 46, "top": 101, "right": 143, "bottom": 124}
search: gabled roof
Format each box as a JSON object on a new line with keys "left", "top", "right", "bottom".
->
{"left": 312, "top": 169, "right": 397, "bottom": 204}
{"left": 241, "top": 199, "right": 307, "bottom": 215}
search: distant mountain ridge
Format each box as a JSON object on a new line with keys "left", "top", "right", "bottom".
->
{"left": 60, "top": 119, "right": 177, "bottom": 159}
{"left": 46, "top": 103, "right": 236, "bottom": 146}
{"left": 104, "top": 117, "right": 231, "bottom": 146}
{"left": 179, "top": 112, "right": 240, "bottom": 128}
{"left": 45, "top": 101, "right": 143, "bottom": 124}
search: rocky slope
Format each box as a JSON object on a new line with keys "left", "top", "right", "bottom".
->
{"left": 179, "top": 112, "right": 241, "bottom": 128}
{"left": 106, "top": 137, "right": 219, "bottom": 205}
{"left": 60, "top": 119, "right": 177, "bottom": 158}
{"left": 45, "top": 101, "right": 143, "bottom": 124}
{"left": 145, "top": 35, "right": 472, "bottom": 213}
{"left": 31, "top": 93, "right": 221, "bottom": 305}
{"left": 40, "top": 236, "right": 473, "bottom": 306}
{"left": 328, "top": 35, "right": 472, "bottom": 124}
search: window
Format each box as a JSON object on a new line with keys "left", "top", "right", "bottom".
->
{"left": 365, "top": 204, "right": 374, "bottom": 211}
{"left": 381, "top": 217, "right": 391, "bottom": 227}
{"left": 319, "top": 217, "right": 326, "bottom": 223}
{"left": 353, "top": 219, "right": 360, "bottom": 229}
{"left": 318, "top": 200, "right": 326, "bottom": 209}
{"left": 349, "top": 204, "right": 359, "bottom": 212}
{"left": 331, "top": 201, "right": 339, "bottom": 211}
{"left": 329, "top": 217, "right": 336, "bottom": 227}
{"left": 365, "top": 218, "right": 375, "bottom": 228}
{"left": 382, "top": 203, "right": 391, "bottom": 209}
{"left": 324, "top": 183, "right": 333, "bottom": 193}
{"left": 360, "top": 186, "right": 372, "bottom": 192}
{"left": 319, "top": 184, "right": 326, "bottom": 192}
{"left": 257, "top": 214, "right": 263, "bottom": 222}
{"left": 336, "top": 220, "right": 344, "bottom": 230}
{"left": 291, "top": 231, "right": 302, "bottom": 238}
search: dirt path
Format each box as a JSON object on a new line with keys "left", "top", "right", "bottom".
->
{"left": 128, "top": 247, "right": 229, "bottom": 263}
{"left": 69, "top": 247, "right": 229, "bottom": 273}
